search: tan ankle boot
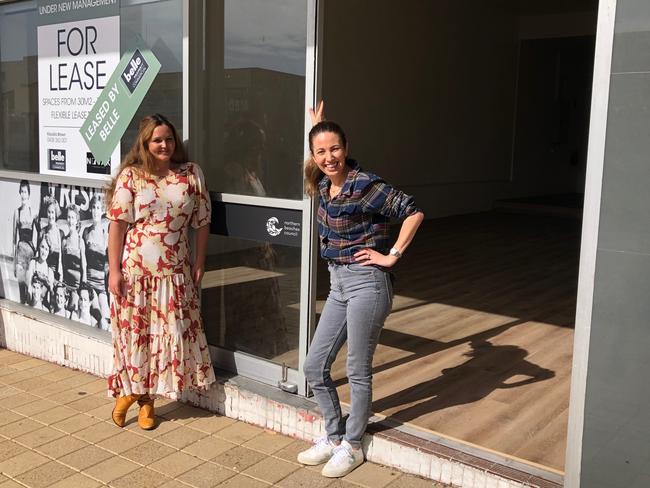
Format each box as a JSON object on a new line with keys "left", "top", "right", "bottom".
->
{"left": 111, "top": 394, "right": 138, "bottom": 427}
{"left": 137, "top": 395, "right": 156, "bottom": 430}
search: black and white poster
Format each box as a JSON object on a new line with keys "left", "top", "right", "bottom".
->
{"left": 0, "top": 178, "right": 110, "bottom": 330}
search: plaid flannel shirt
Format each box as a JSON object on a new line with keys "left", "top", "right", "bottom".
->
{"left": 317, "top": 160, "right": 420, "bottom": 264}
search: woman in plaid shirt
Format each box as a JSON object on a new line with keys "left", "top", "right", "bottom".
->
{"left": 298, "top": 110, "right": 424, "bottom": 478}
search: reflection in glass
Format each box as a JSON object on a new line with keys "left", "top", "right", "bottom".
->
{"left": 201, "top": 234, "right": 300, "bottom": 368}
{"left": 190, "top": 0, "right": 307, "bottom": 199}
{"left": 0, "top": 2, "right": 38, "bottom": 172}
{"left": 120, "top": 0, "right": 183, "bottom": 153}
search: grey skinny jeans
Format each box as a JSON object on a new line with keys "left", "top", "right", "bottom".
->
{"left": 303, "top": 262, "right": 393, "bottom": 448}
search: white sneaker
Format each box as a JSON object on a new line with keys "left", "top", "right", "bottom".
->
{"left": 321, "top": 440, "right": 364, "bottom": 478}
{"left": 297, "top": 436, "right": 337, "bottom": 465}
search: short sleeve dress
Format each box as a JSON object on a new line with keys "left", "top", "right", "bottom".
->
{"left": 106, "top": 162, "right": 216, "bottom": 398}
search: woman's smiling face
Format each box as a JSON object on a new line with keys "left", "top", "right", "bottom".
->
{"left": 148, "top": 124, "right": 176, "bottom": 165}
{"left": 311, "top": 131, "right": 348, "bottom": 180}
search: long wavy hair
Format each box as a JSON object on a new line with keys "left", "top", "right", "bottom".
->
{"left": 304, "top": 120, "right": 348, "bottom": 197}
{"left": 106, "top": 114, "right": 187, "bottom": 204}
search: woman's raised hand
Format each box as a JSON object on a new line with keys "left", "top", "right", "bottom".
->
{"left": 309, "top": 100, "right": 325, "bottom": 126}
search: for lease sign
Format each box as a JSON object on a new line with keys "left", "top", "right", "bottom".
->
{"left": 37, "top": 0, "right": 120, "bottom": 178}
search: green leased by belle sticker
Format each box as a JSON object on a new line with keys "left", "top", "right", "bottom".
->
{"left": 81, "top": 42, "right": 161, "bottom": 167}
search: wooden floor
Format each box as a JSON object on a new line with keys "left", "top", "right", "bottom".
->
{"left": 319, "top": 211, "right": 580, "bottom": 472}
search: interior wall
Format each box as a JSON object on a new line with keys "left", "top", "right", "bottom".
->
{"left": 321, "top": 0, "right": 597, "bottom": 218}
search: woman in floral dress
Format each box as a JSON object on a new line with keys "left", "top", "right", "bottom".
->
{"left": 106, "top": 113, "right": 215, "bottom": 430}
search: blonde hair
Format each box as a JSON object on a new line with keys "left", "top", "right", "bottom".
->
{"left": 106, "top": 114, "right": 186, "bottom": 203}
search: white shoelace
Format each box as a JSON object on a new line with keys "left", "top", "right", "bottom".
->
{"left": 329, "top": 443, "right": 354, "bottom": 466}
{"left": 310, "top": 436, "right": 331, "bottom": 451}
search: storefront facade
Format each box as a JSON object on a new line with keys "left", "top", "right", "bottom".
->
{"left": 1, "top": 1, "right": 648, "bottom": 487}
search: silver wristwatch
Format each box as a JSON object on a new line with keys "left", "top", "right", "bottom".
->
{"left": 389, "top": 247, "right": 402, "bottom": 259}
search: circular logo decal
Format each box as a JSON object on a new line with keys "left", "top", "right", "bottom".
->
{"left": 266, "top": 217, "right": 283, "bottom": 237}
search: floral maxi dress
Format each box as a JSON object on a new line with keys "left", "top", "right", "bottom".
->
{"left": 107, "top": 163, "right": 216, "bottom": 398}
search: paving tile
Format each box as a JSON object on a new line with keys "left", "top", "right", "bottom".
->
{"left": 343, "top": 461, "right": 402, "bottom": 487}
{"left": 156, "top": 425, "right": 207, "bottom": 449}
{"left": 49, "top": 389, "right": 92, "bottom": 405}
{"left": 273, "top": 439, "right": 313, "bottom": 464}
{"left": 0, "top": 479, "right": 24, "bottom": 488}
{"left": 124, "top": 417, "right": 181, "bottom": 438}
{"left": 0, "top": 351, "right": 25, "bottom": 362}
{"left": 1, "top": 418, "right": 45, "bottom": 439}
{"left": 212, "top": 445, "right": 266, "bottom": 472}
{"left": 58, "top": 444, "right": 113, "bottom": 470}
{"left": 213, "top": 422, "right": 263, "bottom": 445}
{"left": 185, "top": 414, "right": 236, "bottom": 434}
{"left": 0, "top": 392, "right": 40, "bottom": 409}
{"left": 79, "top": 380, "right": 110, "bottom": 395}
{"left": 0, "top": 370, "right": 37, "bottom": 385}
{"left": 13, "top": 426, "right": 66, "bottom": 448}
{"left": 83, "top": 456, "right": 140, "bottom": 483}
{"left": 243, "top": 456, "right": 300, "bottom": 484}
{"left": 72, "top": 421, "right": 120, "bottom": 443}
{"left": 22, "top": 363, "right": 62, "bottom": 377}
{"left": 121, "top": 440, "right": 176, "bottom": 466}
{"left": 0, "top": 364, "right": 19, "bottom": 373}
{"left": 96, "top": 430, "right": 149, "bottom": 454}
{"left": 84, "top": 402, "right": 115, "bottom": 421}
{"left": 275, "top": 467, "right": 335, "bottom": 488}
{"left": 49, "top": 472, "right": 103, "bottom": 488}
{"left": 36, "top": 435, "right": 89, "bottom": 458}
{"left": 326, "top": 480, "right": 361, "bottom": 487}
{"left": 110, "top": 467, "right": 172, "bottom": 488}
{"left": 159, "top": 480, "right": 194, "bottom": 488}
{"left": 0, "top": 410, "right": 23, "bottom": 429}
{"left": 0, "top": 440, "right": 26, "bottom": 462}
{"left": 0, "top": 386, "right": 20, "bottom": 400}
{"left": 148, "top": 450, "right": 203, "bottom": 478}
{"left": 38, "top": 379, "right": 86, "bottom": 397}
{"left": 77, "top": 374, "right": 109, "bottom": 392}
{"left": 51, "top": 414, "right": 99, "bottom": 434}
{"left": 8, "top": 377, "right": 52, "bottom": 393}
{"left": 10, "top": 358, "right": 48, "bottom": 371}
{"left": 177, "top": 462, "right": 236, "bottom": 488}
{"left": 14, "top": 460, "right": 76, "bottom": 488}
{"left": 0, "top": 449, "right": 50, "bottom": 476}
{"left": 67, "top": 395, "right": 110, "bottom": 413}
{"left": 31, "top": 405, "right": 78, "bottom": 425}
{"left": 10, "top": 398, "right": 59, "bottom": 417}
{"left": 153, "top": 401, "right": 183, "bottom": 419}
{"left": 215, "top": 474, "right": 270, "bottom": 487}
{"left": 242, "top": 431, "right": 295, "bottom": 455}
{"left": 182, "top": 436, "right": 238, "bottom": 461}
{"left": 41, "top": 368, "right": 84, "bottom": 382}
{"left": 159, "top": 403, "right": 211, "bottom": 425}
{"left": 386, "top": 474, "right": 444, "bottom": 487}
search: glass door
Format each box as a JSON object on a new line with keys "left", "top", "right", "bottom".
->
{"left": 187, "top": 0, "right": 318, "bottom": 394}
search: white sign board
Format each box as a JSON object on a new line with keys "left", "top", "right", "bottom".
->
{"left": 38, "top": 12, "right": 120, "bottom": 178}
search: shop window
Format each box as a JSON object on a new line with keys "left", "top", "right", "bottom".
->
{"left": 0, "top": 0, "right": 182, "bottom": 175}
{"left": 120, "top": 0, "right": 183, "bottom": 156}
{"left": 0, "top": 1, "right": 38, "bottom": 172}
{"left": 190, "top": 0, "right": 308, "bottom": 199}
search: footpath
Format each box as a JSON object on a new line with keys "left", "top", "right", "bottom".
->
{"left": 0, "top": 348, "right": 443, "bottom": 488}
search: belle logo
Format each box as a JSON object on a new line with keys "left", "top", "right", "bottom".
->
{"left": 48, "top": 149, "right": 66, "bottom": 171}
{"left": 121, "top": 49, "right": 149, "bottom": 94}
